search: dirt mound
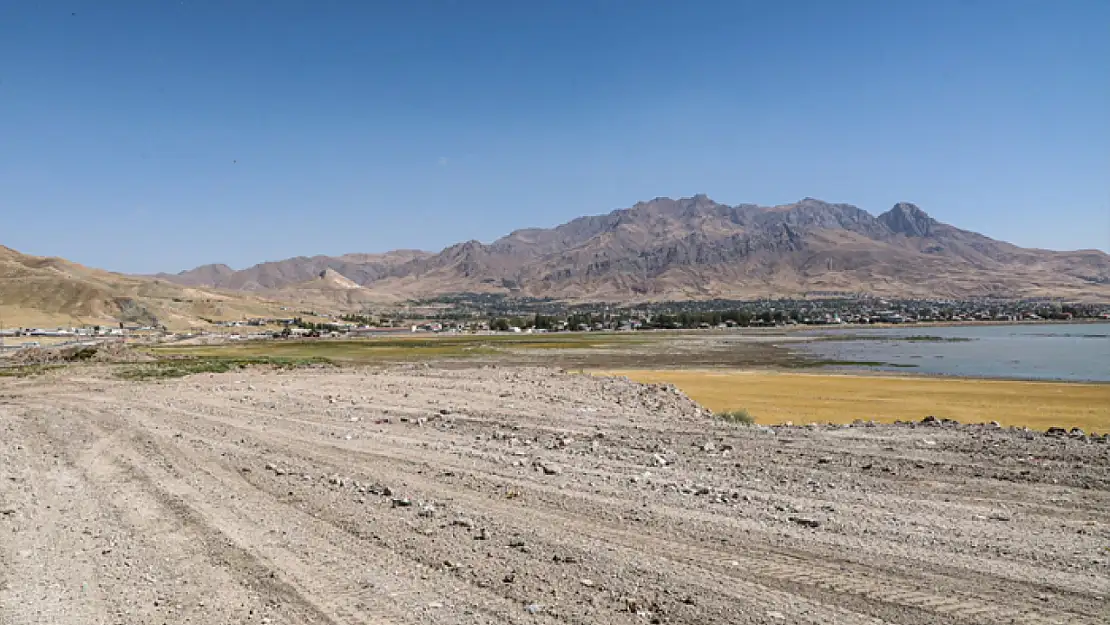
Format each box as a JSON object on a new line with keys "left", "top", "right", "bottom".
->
{"left": 7, "top": 342, "right": 155, "bottom": 365}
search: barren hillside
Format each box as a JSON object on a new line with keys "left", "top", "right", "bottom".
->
{"left": 161, "top": 196, "right": 1110, "bottom": 302}
{"left": 0, "top": 245, "right": 295, "bottom": 329}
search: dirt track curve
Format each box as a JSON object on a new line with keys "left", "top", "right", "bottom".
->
{"left": 1, "top": 366, "right": 1107, "bottom": 624}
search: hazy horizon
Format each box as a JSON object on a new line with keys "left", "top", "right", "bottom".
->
{"left": 2, "top": 1, "right": 1108, "bottom": 273}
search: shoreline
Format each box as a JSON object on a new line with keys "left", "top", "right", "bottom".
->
{"left": 590, "top": 364, "right": 1110, "bottom": 385}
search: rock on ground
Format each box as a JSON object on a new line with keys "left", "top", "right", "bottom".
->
{"left": 0, "top": 366, "right": 1106, "bottom": 625}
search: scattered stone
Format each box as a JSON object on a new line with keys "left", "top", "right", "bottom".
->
{"left": 418, "top": 504, "right": 436, "bottom": 518}
{"left": 476, "top": 528, "right": 490, "bottom": 541}
{"left": 524, "top": 603, "right": 545, "bottom": 614}
{"left": 989, "top": 512, "right": 1011, "bottom": 522}
{"left": 1069, "top": 427, "right": 1086, "bottom": 438}
{"left": 921, "top": 415, "right": 940, "bottom": 426}
{"left": 452, "top": 517, "right": 475, "bottom": 529}
{"left": 391, "top": 498, "right": 412, "bottom": 508}
{"left": 817, "top": 456, "right": 833, "bottom": 464}
{"left": 789, "top": 516, "right": 821, "bottom": 528}
{"left": 766, "top": 610, "right": 786, "bottom": 620}
{"left": 651, "top": 454, "right": 669, "bottom": 467}
{"left": 579, "top": 578, "right": 595, "bottom": 587}
{"left": 541, "top": 463, "right": 562, "bottom": 476}
{"left": 503, "top": 572, "right": 516, "bottom": 583}
{"left": 1045, "top": 427, "right": 1068, "bottom": 437}
{"left": 699, "top": 441, "right": 716, "bottom": 453}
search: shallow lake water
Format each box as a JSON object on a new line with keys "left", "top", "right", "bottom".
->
{"left": 798, "top": 322, "right": 1110, "bottom": 382}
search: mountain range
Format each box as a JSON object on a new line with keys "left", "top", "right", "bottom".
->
{"left": 4, "top": 196, "right": 1108, "bottom": 330}
{"left": 158, "top": 196, "right": 1110, "bottom": 303}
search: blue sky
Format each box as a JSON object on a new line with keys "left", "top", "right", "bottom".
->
{"left": 1, "top": 1, "right": 1107, "bottom": 273}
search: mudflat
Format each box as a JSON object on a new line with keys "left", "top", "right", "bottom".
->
{"left": 1, "top": 366, "right": 1107, "bottom": 624}
{"left": 603, "top": 369, "right": 1110, "bottom": 432}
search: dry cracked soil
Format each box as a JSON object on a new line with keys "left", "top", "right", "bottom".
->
{"left": 0, "top": 365, "right": 1107, "bottom": 624}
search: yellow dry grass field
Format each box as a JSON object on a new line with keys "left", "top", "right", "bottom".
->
{"left": 599, "top": 370, "right": 1110, "bottom": 432}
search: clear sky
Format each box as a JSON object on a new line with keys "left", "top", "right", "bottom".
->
{"left": 2, "top": 1, "right": 1108, "bottom": 273}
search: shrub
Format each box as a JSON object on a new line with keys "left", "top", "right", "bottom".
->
{"left": 716, "top": 408, "right": 755, "bottom": 425}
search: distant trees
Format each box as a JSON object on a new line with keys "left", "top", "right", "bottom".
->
{"left": 288, "top": 317, "right": 342, "bottom": 333}
{"left": 340, "top": 314, "right": 375, "bottom": 325}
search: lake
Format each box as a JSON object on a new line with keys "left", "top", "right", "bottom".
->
{"left": 797, "top": 322, "right": 1110, "bottom": 382}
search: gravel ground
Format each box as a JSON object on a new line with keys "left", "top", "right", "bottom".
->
{"left": 0, "top": 365, "right": 1107, "bottom": 624}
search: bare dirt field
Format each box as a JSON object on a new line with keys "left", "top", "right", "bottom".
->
{"left": 1, "top": 365, "right": 1107, "bottom": 624}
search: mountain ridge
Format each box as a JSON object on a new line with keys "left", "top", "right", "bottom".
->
{"left": 154, "top": 195, "right": 1110, "bottom": 304}
{"left": 157, "top": 196, "right": 1110, "bottom": 302}
{"left": 6, "top": 196, "right": 1108, "bottom": 328}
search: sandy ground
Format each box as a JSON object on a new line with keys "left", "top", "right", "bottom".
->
{"left": 1, "top": 366, "right": 1107, "bottom": 625}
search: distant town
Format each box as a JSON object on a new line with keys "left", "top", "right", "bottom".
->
{"left": 3, "top": 296, "right": 1108, "bottom": 348}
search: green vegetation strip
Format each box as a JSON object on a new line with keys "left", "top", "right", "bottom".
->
{"left": 0, "top": 364, "right": 63, "bottom": 378}
{"left": 151, "top": 334, "right": 650, "bottom": 364}
{"left": 116, "top": 357, "right": 331, "bottom": 380}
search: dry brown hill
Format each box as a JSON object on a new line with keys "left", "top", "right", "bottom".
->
{"left": 157, "top": 250, "right": 431, "bottom": 291}
{"left": 264, "top": 268, "right": 407, "bottom": 310}
{"left": 162, "top": 196, "right": 1110, "bottom": 302}
{"left": 0, "top": 245, "right": 297, "bottom": 330}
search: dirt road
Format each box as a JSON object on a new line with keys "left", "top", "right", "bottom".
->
{"left": 1, "top": 366, "right": 1106, "bottom": 624}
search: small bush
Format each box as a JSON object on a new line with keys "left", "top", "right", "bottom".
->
{"left": 716, "top": 408, "right": 755, "bottom": 425}
{"left": 70, "top": 347, "right": 99, "bottom": 361}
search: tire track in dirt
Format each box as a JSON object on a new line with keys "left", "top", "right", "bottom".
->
{"left": 110, "top": 390, "right": 1101, "bottom": 621}
{"left": 79, "top": 392, "right": 1102, "bottom": 625}
{"left": 20, "top": 399, "right": 348, "bottom": 625}
{"left": 10, "top": 368, "right": 1108, "bottom": 625}
{"left": 35, "top": 397, "right": 571, "bottom": 625}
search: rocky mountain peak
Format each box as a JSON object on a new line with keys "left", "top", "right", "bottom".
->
{"left": 317, "top": 268, "right": 362, "bottom": 289}
{"left": 148, "top": 194, "right": 1110, "bottom": 302}
{"left": 879, "top": 202, "right": 936, "bottom": 237}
